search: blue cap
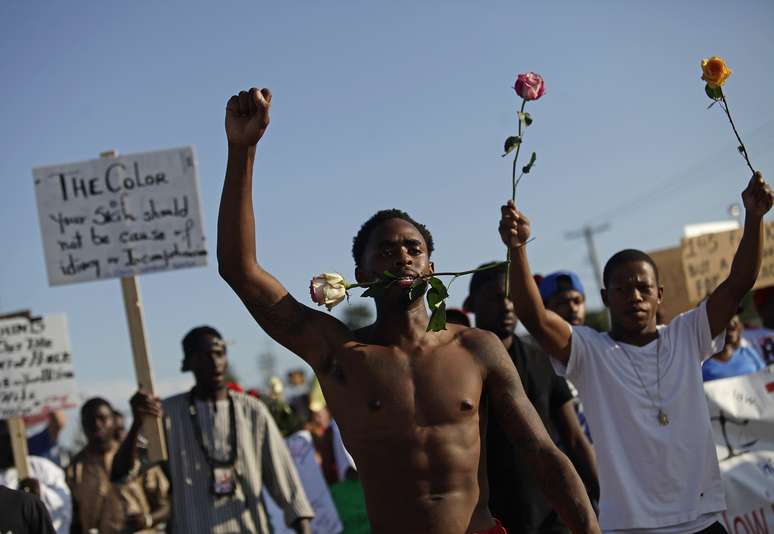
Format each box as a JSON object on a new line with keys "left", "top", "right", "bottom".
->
{"left": 539, "top": 271, "right": 585, "bottom": 303}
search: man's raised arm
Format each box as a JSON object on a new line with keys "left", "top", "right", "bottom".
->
{"left": 499, "top": 201, "right": 573, "bottom": 364}
{"left": 707, "top": 171, "right": 774, "bottom": 337}
{"left": 217, "top": 87, "right": 346, "bottom": 367}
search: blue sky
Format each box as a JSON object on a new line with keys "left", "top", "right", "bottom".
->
{"left": 2, "top": 1, "right": 773, "bottom": 441}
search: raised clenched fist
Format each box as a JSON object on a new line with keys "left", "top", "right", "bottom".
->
{"left": 225, "top": 87, "right": 272, "bottom": 147}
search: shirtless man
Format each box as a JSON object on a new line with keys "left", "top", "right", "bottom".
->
{"left": 216, "top": 87, "right": 599, "bottom": 534}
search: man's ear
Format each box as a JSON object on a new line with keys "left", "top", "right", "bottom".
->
{"left": 428, "top": 261, "right": 435, "bottom": 275}
{"left": 462, "top": 296, "right": 473, "bottom": 313}
{"left": 600, "top": 288, "right": 609, "bottom": 308}
{"left": 355, "top": 266, "right": 364, "bottom": 284}
{"left": 657, "top": 285, "right": 664, "bottom": 304}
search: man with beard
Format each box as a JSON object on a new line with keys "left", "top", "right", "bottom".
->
{"left": 498, "top": 170, "right": 774, "bottom": 533}
{"left": 67, "top": 397, "right": 169, "bottom": 533}
{"left": 215, "top": 86, "right": 599, "bottom": 534}
{"left": 464, "top": 265, "right": 598, "bottom": 534}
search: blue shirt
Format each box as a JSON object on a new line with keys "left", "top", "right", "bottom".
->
{"left": 702, "top": 344, "right": 765, "bottom": 381}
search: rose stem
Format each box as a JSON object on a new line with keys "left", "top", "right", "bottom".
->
{"left": 720, "top": 93, "right": 755, "bottom": 174}
{"left": 505, "top": 98, "right": 527, "bottom": 299}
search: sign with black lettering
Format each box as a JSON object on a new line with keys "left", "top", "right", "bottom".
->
{"left": 681, "top": 222, "right": 774, "bottom": 303}
{"left": 33, "top": 147, "right": 207, "bottom": 285}
{"left": 0, "top": 314, "right": 75, "bottom": 419}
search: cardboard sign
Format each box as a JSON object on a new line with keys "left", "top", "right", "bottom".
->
{"left": 704, "top": 368, "right": 774, "bottom": 531}
{"left": 0, "top": 313, "right": 76, "bottom": 419}
{"left": 681, "top": 222, "right": 774, "bottom": 303}
{"left": 33, "top": 147, "right": 207, "bottom": 286}
{"left": 648, "top": 246, "right": 692, "bottom": 323}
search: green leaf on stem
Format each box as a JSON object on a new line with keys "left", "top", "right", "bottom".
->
{"left": 382, "top": 271, "right": 398, "bottom": 279}
{"left": 522, "top": 152, "right": 537, "bottom": 174}
{"left": 426, "top": 302, "right": 447, "bottom": 332}
{"left": 502, "top": 136, "right": 522, "bottom": 157}
{"left": 428, "top": 277, "right": 448, "bottom": 301}
{"left": 408, "top": 280, "right": 428, "bottom": 302}
{"left": 705, "top": 83, "right": 723, "bottom": 101}
{"left": 518, "top": 112, "right": 533, "bottom": 127}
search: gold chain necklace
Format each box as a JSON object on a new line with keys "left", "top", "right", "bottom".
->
{"left": 618, "top": 332, "right": 669, "bottom": 426}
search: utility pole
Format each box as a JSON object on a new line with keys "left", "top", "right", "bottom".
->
{"left": 565, "top": 223, "right": 610, "bottom": 294}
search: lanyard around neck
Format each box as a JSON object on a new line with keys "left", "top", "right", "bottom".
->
{"left": 187, "top": 389, "right": 238, "bottom": 467}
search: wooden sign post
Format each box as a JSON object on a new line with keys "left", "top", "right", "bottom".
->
{"left": 120, "top": 275, "right": 167, "bottom": 462}
{"left": 8, "top": 417, "right": 30, "bottom": 480}
{"left": 100, "top": 149, "right": 167, "bottom": 463}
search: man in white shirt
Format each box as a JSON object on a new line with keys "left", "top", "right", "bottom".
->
{"left": 497, "top": 172, "right": 773, "bottom": 533}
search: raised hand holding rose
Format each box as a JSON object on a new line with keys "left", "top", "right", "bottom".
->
{"left": 502, "top": 71, "right": 544, "bottom": 296}
{"left": 741, "top": 172, "right": 774, "bottom": 218}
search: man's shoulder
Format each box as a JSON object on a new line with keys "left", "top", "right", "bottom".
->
{"left": 458, "top": 327, "right": 503, "bottom": 353}
{"left": 162, "top": 391, "right": 189, "bottom": 407}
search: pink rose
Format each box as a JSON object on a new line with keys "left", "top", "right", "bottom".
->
{"left": 310, "top": 273, "right": 348, "bottom": 310}
{"left": 514, "top": 72, "right": 545, "bottom": 101}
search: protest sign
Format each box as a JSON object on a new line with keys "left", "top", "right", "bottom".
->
{"left": 681, "top": 222, "right": 774, "bottom": 303}
{"left": 704, "top": 368, "right": 774, "bottom": 532}
{"left": 0, "top": 313, "right": 75, "bottom": 419}
{"left": 33, "top": 146, "right": 206, "bottom": 286}
{"left": 648, "top": 246, "right": 692, "bottom": 322}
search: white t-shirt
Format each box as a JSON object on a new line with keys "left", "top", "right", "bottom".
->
{"left": 552, "top": 301, "right": 726, "bottom": 532}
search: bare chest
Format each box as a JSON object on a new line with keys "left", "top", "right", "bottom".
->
{"left": 318, "top": 342, "right": 483, "bottom": 431}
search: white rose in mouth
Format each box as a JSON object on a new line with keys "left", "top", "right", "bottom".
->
{"left": 310, "top": 273, "right": 348, "bottom": 310}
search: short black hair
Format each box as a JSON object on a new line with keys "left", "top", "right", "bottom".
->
{"left": 602, "top": 249, "right": 660, "bottom": 288}
{"left": 468, "top": 262, "right": 506, "bottom": 297}
{"left": 81, "top": 397, "right": 112, "bottom": 428}
{"left": 352, "top": 209, "right": 434, "bottom": 267}
{"left": 182, "top": 325, "right": 223, "bottom": 358}
{"left": 182, "top": 326, "right": 223, "bottom": 371}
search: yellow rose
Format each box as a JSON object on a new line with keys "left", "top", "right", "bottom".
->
{"left": 701, "top": 56, "right": 732, "bottom": 88}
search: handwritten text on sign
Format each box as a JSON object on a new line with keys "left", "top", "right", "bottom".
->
{"left": 681, "top": 222, "right": 774, "bottom": 303}
{"left": 33, "top": 147, "right": 207, "bottom": 286}
{"left": 0, "top": 314, "right": 75, "bottom": 419}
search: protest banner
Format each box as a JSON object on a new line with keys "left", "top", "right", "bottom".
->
{"left": 704, "top": 367, "right": 774, "bottom": 532}
{"left": 681, "top": 222, "right": 774, "bottom": 303}
{"left": 32, "top": 147, "right": 207, "bottom": 462}
{"left": 1, "top": 312, "right": 75, "bottom": 477}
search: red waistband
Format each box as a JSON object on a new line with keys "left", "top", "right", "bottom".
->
{"left": 475, "top": 519, "right": 507, "bottom": 534}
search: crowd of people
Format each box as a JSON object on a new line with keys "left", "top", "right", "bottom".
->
{"left": 2, "top": 86, "right": 773, "bottom": 534}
